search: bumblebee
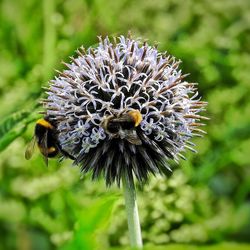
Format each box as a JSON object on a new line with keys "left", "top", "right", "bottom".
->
{"left": 102, "top": 109, "right": 143, "bottom": 145}
{"left": 25, "top": 117, "right": 73, "bottom": 165}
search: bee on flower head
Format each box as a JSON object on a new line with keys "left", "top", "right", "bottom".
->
{"left": 101, "top": 109, "right": 143, "bottom": 145}
{"left": 25, "top": 116, "right": 74, "bottom": 165}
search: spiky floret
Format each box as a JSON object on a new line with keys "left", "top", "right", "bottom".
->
{"left": 42, "top": 35, "right": 208, "bottom": 186}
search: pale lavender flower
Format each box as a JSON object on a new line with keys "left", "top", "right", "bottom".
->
{"left": 41, "top": 35, "right": 208, "bottom": 186}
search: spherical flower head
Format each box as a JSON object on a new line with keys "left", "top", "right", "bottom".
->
{"left": 43, "top": 36, "right": 208, "bottom": 186}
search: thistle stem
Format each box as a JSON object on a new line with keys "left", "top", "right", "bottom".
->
{"left": 122, "top": 174, "right": 143, "bottom": 249}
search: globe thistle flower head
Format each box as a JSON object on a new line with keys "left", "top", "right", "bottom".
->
{"left": 42, "top": 35, "right": 208, "bottom": 186}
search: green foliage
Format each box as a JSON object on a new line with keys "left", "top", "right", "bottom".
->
{"left": 0, "top": 0, "right": 250, "bottom": 249}
{"left": 0, "top": 110, "right": 39, "bottom": 152}
{"left": 60, "top": 195, "right": 117, "bottom": 250}
{"left": 109, "top": 170, "right": 250, "bottom": 246}
{"left": 111, "top": 242, "right": 250, "bottom": 250}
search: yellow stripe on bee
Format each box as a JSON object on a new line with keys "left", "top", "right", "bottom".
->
{"left": 36, "top": 119, "right": 53, "bottom": 129}
{"left": 47, "top": 147, "right": 56, "bottom": 153}
{"left": 39, "top": 146, "right": 56, "bottom": 154}
{"left": 128, "top": 110, "right": 143, "bottom": 127}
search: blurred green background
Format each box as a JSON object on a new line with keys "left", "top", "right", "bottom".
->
{"left": 0, "top": 0, "right": 250, "bottom": 249}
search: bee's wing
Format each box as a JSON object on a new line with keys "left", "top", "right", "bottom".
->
{"left": 112, "top": 114, "right": 134, "bottom": 123}
{"left": 40, "top": 130, "right": 49, "bottom": 167}
{"left": 25, "top": 136, "right": 37, "bottom": 160}
{"left": 125, "top": 130, "right": 142, "bottom": 145}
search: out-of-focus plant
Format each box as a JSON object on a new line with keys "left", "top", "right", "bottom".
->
{"left": 60, "top": 195, "right": 117, "bottom": 250}
{"left": 109, "top": 170, "right": 250, "bottom": 247}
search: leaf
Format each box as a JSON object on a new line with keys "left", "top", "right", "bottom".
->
{"left": 60, "top": 194, "right": 118, "bottom": 250}
{"left": 0, "top": 110, "right": 29, "bottom": 138}
{"left": 0, "top": 109, "right": 40, "bottom": 152}
{"left": 0, "top": 125, "right": 26, "bottom": 152}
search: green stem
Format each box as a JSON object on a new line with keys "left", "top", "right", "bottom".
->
{"left": 123, "top": 174, "right": 143, "bottom": 249}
